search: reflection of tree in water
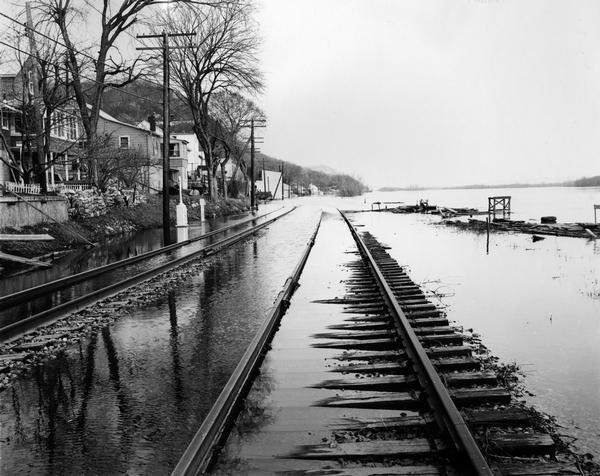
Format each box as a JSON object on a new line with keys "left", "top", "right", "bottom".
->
{"left": 4, "top": 342, "right": 88, "bottom": 471}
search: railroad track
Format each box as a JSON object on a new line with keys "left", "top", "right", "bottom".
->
{"left": 174, "top": 210, "right": 580, "bottom": 475}
{"left": 0, "top": 207, "right": 295, "bottom": 343}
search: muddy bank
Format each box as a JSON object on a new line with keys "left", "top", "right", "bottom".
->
{"left": 0, "top": 196, "right": 250, "bottom": 275}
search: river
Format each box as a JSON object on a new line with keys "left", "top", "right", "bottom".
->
{"left": 0, "top": 186, "right": 598, "bottom": 471}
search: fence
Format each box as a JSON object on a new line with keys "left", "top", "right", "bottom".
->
{"left": 3, "top": 181, "right": 93, "bottom": 195}
{"left": 3, "top": 182, "right": 41, "bottom": 195}
{"left": 48, "top": 183, "right": 93, "bottom": 192}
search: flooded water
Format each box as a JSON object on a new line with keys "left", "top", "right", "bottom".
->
{"left": 351, "top": 211, "right": 600, "bottom": 456}
{"left": 0, "top": 206, "right": 321, "bottom": 474}
{"left": 0, "top": 187, "right": 598, "bottom": 473}
{"left": 0, "top": 210, "right": 275, "bottom": 297}
{"left": 0, "top": 207, "right": 286, "bottom": 328}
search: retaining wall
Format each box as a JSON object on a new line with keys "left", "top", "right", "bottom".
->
{"left": 0, "top": 196, "right": 69, "bottom": 228}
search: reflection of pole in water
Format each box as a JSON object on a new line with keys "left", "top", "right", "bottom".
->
{"left": 168, "top": 291, "right": 184, "bottom": 403}
{"left": 77, "top": 334, "right": 98, "bottom": 433}
{"left": 102, "top": 327, "right": 134, "bottom": 458}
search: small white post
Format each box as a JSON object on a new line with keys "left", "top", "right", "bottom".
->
{"left": 199, "top": 197, "right": 206, "bottom": 222}
{"left": 176, "top": 175, "right": 188, "bottom": 227}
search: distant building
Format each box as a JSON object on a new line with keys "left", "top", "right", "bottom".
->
{"left": 309, "top": 183, "right": 321, "bottom": 195}
{"left": 255, "top": 169, "right": 289, "bottom": 200}
{"left": 137, "top": 117, "right": 190, "bottom": 190}
{"left": 171, "top": 133, "right": 205, "bottom": 180}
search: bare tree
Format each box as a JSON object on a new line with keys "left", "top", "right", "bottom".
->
{"left": 209, "top": 90, "right": 263, "bottom": 199}
{"left": 76, "top": 133, "right": 159, "bottom": 195}
{"left": 152, "top": 0, "right": 263, "bottom": 201}
{"left": 0, "top": 20, "right": 78, "bottom": 186}
{"left": 35, "top": 0, "right": 154, "bottom": 185}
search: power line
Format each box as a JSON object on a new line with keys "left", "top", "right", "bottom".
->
{"left": 0, "top": 9, "right": 178, "bottom": 101}
{"left": 0, "top": 10, "right": 189, "bottom": 122}
{"left": 0, "top": 32, "right": 191, "bottom": 123}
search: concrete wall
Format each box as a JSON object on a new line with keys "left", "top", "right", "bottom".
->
{"left": 0, "top": 196, "right": 68, "bottom": 228}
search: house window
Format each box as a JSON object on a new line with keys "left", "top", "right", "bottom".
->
{"left": 66, "top": 115, "right": 77, "bottom": 140}
{"left": 119, "top": 136, "right": 130, "bottom": 149}
{"left": 28, "top": 71, "right": 34, "bottom": 96}
{"left": 169, "top": 142, "right": 180, "bottom": 157}
{"left": 1, "top": 111, "right": 8, "bottom": 130}
{"left": 54, "top": 111, "right": 65, "bottom": 137}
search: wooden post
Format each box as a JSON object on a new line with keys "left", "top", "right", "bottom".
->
{"left": 162, "top": 31, "right": 171, "bottom": 245}
{"left": 250, "top": 118, "right": 255, "bottom": 210}
{"left": 486, "top": 217, "right": 490, "bottom": 254}
{"left": 25, "top": 2, "right": 47, "bottom": 193}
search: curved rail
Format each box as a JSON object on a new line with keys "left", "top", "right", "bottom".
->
{"left": 339, "top": 210, "right": 492, "bottom": 476}
{"left": 0, "top": 207, "right": 285, "bottom": 309}
{"left": 172, "top": 213, "right": 323, "bottom": 476}
{"left": 0, "top": 207, "right": 296, "bottom": 343}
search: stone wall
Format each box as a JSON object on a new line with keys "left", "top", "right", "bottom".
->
{"left": 62, "top": 187, "right": 148, "bottom": 219}
{"left": 0, "top": 196, "right": 68, "bottom": 228}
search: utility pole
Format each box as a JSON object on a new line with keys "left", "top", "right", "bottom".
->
{"left": 241, "top": 117, "right": 265, "bottom": 211}
{"left": 250, "top": 118, "right": 255, "bottom": 210}
{"left": 25, "top": 2, "right": 46, "bottom": 193}
{"left": 137, "top": 31, "right": 194, "bottom": 246}
{"left": 281, "top": 161, "right": 284, "bottom": 200}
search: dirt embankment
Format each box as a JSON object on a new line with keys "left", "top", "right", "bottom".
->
{"left": 0, "top": 196, "right": 250, "bottom": 273}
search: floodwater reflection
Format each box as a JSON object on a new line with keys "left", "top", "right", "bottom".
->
{"left": 0, "top": 206, "right": 320, "bottom": 474}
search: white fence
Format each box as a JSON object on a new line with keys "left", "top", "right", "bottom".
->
{"left": 3, "top": 181, "right": 93, "bottom": 195}
{"left": 3, "top": 182, "right": 41, "bottom": 195}
{"left": 48, "top": 183, "right": 93, "bottom": 192}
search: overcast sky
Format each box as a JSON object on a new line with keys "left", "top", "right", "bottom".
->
{"left": 255, "top": 0, "right": 600, "bottom": 188}
{"left": 3, "top": 1, "right": 599, "bottom": 188}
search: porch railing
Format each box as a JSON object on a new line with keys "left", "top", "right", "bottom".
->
{"left": 48, "top": 183, "right": 93, "bottom": 192}
{"left": 3, "top": 182, "right": 41, "bottom": 195}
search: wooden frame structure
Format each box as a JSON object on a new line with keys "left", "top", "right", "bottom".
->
{"left": 488, "top": 196, "right": 511, "bottom": 219}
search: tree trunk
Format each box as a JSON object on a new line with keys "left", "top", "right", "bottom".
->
{"left": 221, "top": 162, "right": 227, "bottom": 199}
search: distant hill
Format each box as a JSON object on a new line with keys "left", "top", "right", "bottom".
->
{"left": 572, "top": 176, "right": 600, "bottom": 187}
{"left": 380, "top": 176, "right": 600, "bottom": 191}
{"left": 254, "top": 153, "right": 368, "bottom": 196}
{"left": 95, "top": 80, "right": 191, "bottom": 124}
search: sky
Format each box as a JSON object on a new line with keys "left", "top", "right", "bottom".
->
{"left": 255, "top": 0, "right": 600, "bottom": 188}
{"left": 2, "top": 1, "right": 599, "bottom": 189}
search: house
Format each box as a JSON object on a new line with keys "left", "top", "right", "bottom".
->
{"left": 309, "top": 183, "right": 321, "bottom": 196}
{"left": 137, "top": 118, "right": 189, "bottom": 190}
{"left": 171, "top": 133, "right": 206, "bottom": 182}
{"left": 255, "top": 169, "right": 289, "bottom": 200}
{"left": 0, "top": 63, "right": 84, "bottom": 192}
{"left": 97, "top": 111, "right": 162, "bottom": 192}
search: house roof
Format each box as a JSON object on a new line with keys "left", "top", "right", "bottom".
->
{"left": 137, "top": 121, "right": 189, "bottom": 144}
{"left": 87, "top": 104, "right": 160, "bottom": 136}
{"left": 0, "top": 101, "right": 19, "bottom": 112}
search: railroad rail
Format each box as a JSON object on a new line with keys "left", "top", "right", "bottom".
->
{"left": 0, "top": 207, "right": 285, "bottom": 310}
{"left": 171, "top": 209, "right": 578, "bottom": 475}
{"left": 173, "top": 213, "right": 323, "bottom": 475}
{"left": 0, "top": 207, "right": 295, "bottom": 343}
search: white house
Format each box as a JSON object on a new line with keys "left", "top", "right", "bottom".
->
{"left": 255, "top": 169, "right": 289, "bottom": 200}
